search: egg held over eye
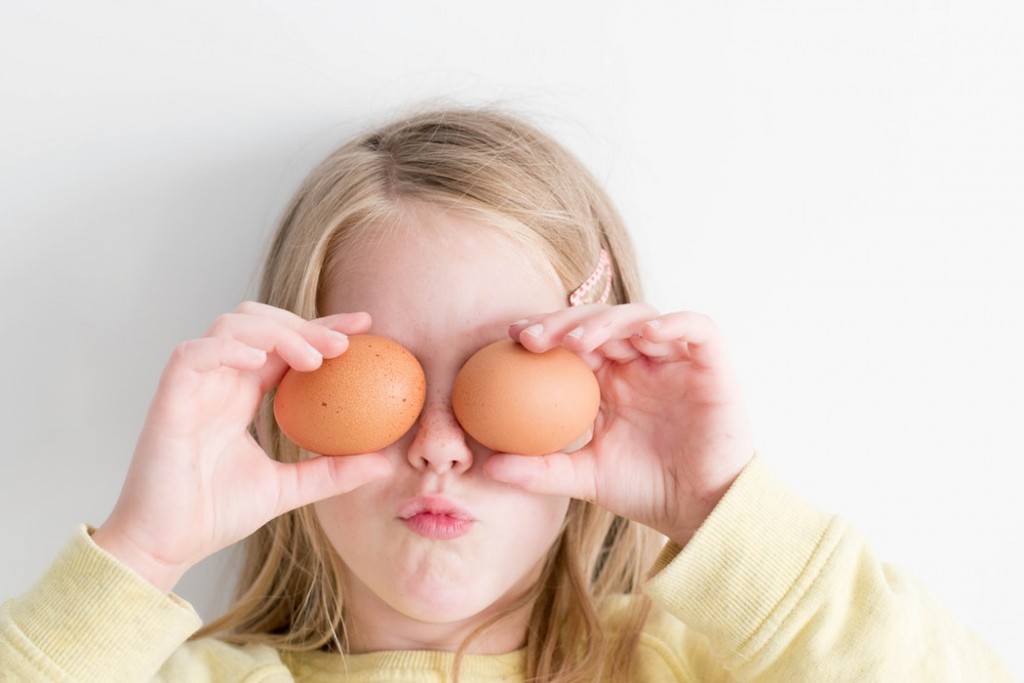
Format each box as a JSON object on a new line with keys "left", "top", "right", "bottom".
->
{"left": 273, "top": 334, "right": 426, "bottom": 456}
{"left": 452, "top": 339, "right": 601, "bottom": 456}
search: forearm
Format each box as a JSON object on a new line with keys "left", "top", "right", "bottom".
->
{"left": 645, "top": 457, "right": 1013, "bottom": 681}
{"left": 1, "top": 526, "right": 201, "bottom": 682}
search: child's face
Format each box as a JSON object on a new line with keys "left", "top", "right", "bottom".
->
{"left": 314, "top": 202, "right": 572, "bottom": 650}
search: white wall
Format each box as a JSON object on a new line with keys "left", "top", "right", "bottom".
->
{"left": 2, "top": 1, "right": 1021, "bottom": 677}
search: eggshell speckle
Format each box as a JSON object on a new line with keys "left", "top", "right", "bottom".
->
{"left": 274, "top": 334, "right": 426, "bottom": 455}
{"left": 451, "top": 339, "right": 600, "bottom": 455}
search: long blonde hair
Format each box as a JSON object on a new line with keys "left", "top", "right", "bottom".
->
{"left": 197, "top": 107, "right": 663, "bottom": 681}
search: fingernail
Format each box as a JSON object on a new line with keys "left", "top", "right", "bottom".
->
{"left": 326, "top": 329, "right": 348, "bottom": 342}
{"left": 642, "top": 320, "right": 661, "bottom": 338}
{"left": 522, "top": 324, "right": 544, "bottom": 338}
{"left": 305, "top": 342, "right": 323, "bottom": 359}
{"left": 567, "top": 326, "right": 585, "bottom": 340}
{"left": 509, "top": 319, "right": 530, "bottom": 329}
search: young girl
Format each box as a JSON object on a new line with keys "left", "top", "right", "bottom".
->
{"left": 1, "top": 108, "right": 1011, "bottom": 681}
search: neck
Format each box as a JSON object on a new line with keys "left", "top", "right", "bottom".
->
{"left": 340, "top": 575, "right": 538, "bottom": 655}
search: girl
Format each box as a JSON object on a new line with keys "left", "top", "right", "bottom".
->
{"left": 1, "top": 108, "right": 1011, "bottom": 681}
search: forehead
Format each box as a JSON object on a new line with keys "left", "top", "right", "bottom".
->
{"left": 321, "top": 205, "right": 565, "bottom": 351}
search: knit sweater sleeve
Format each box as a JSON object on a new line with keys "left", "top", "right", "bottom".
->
{"left": 642, "top": 456, "right": 1014, "bottom": 682}
{"left": 0, "top": 526, "right": 286, "bottom": 683}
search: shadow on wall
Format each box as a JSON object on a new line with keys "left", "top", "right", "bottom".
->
{"left": 1, "top": 125, "right": 341, "bottom": 614}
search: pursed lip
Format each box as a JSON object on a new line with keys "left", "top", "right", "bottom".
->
{"left": 397, "top": 495, "right": 475, "bottom": 521}
{"left": 397, "top": 496, "right": 475, "bottom": 540}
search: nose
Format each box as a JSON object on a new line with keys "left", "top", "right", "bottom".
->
{"left": 406, "top": 399, "right": 474, "bottom": 475}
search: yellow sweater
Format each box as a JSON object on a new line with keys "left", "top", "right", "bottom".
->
{"left": 1, "top": 458, "right": 1012, "bottom": 682}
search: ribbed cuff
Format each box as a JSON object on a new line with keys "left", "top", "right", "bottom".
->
{"left": 7, "top": 525, "right": 202, "bottom": 682}
{"left": 645, "top": 456, "right": 844, "bottom": 661}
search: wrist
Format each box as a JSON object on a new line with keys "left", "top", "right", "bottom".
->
{"left": 90, "top": 524, "right": 189, "bottom": 594}
{"left": 664, "top": 465, "right": 749, "bottom": 546}
{"left": 663, "top": 500, "right": 720, "bottom": 548}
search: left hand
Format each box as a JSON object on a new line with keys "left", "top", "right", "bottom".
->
{"left": 482, "top": 303, "right": 755, "bottom": 546}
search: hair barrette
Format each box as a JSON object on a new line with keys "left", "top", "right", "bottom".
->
{"left": 569, "top": 249, "right": 613, "bottom": 306}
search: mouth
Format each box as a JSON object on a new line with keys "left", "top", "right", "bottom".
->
{"left": 398, "top": 496, "right": 475, "bottom": 540}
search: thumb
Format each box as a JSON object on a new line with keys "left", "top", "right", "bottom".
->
{"left": 274, "top": 453, "right": 394, "bottom": 513}
{"left": 483, "top": 451, "right": 597, "bottom": 502}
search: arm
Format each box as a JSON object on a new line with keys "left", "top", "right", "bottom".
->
{"left": 2, "top": 303, "right": 392, "bottom": 681}
{"left": 645, "top": 456, "right": 1014, "bottom": 681}
{"left": 92, "top": 303, "right": 391, "bottom": 594}
{"left": 1, "top": 528, "right": 290, "bottom": 682}
{"left": 1, "top": 527, "right": 200, "bottom": 682}
{"left": 485, "top": 304, "right": 1011, "bottom": 681}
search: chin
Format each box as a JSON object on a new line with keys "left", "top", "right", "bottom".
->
{"left": 390, "top": 579, "right": 501, "bottom": 624}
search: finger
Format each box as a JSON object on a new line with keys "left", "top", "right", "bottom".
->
{"left": 234, "top": 301, "right": 372, "bottom": 337}
{"left": 207, "top": 312, "right": 343, "bottom": 373}
{"left": 219, "top": 303, "right": 372, "bottom": 359}
{"left": 508, "top": 305, "right": 600, "bottom": 345}
{"left": 482, "top": 451, "right": 598, "bottom": 501}
{"left": 639, "top": 313, "right": 727, "bottom": 368}
{"left": 168, "top": 337, "right": 268, "bottom": 375}
{"left": 153, "top": 338, "right": 269, "bottom": 417}
{"left": 628, "top": 333, "right": 691, "bottom": 363}
{"left": 312, "top": 310, "right": 373, "bottom": 338}
{"left": 273, "top": 453, "right": 394, "bottom": 513}
{"left": 517, "top": 303, "right": 660, "bottom": 354}
{"left": 595, "top": 337, "right": 644, "bottom": 363}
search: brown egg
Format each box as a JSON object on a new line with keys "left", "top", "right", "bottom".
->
{"left": 274, "top": 334, "right": 426, "bottom": 455}
{"left": 452, "top": 339, "right": 600, "bottom": 455}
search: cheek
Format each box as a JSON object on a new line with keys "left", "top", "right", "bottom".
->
{"left": 500, "top": 493, "right": 571, "bottom": 556}
{"left": 312, "top": 485, "right": 380, "bottom": 554}
{"left": 486, "top": 495, "right": 572, "bottom": 595}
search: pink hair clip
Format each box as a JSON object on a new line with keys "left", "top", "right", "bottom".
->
{"left": 569, "top": 249, "right": 613, "bottom": 306}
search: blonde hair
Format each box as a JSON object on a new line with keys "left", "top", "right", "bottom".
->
{"left": 197, "top": 107, "right": 663, "bottom": 681}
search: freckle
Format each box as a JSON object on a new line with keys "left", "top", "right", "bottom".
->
{"left": 321, "top": 402, "right": 328, "bottom": 407}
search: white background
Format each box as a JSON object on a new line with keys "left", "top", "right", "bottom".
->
{"left": 2, "top": 1, "right": 1021, "bottom": 677}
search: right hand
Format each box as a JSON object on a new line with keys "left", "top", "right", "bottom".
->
{"left": 92, "top": 302, "right": 394, "bottom": 593}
